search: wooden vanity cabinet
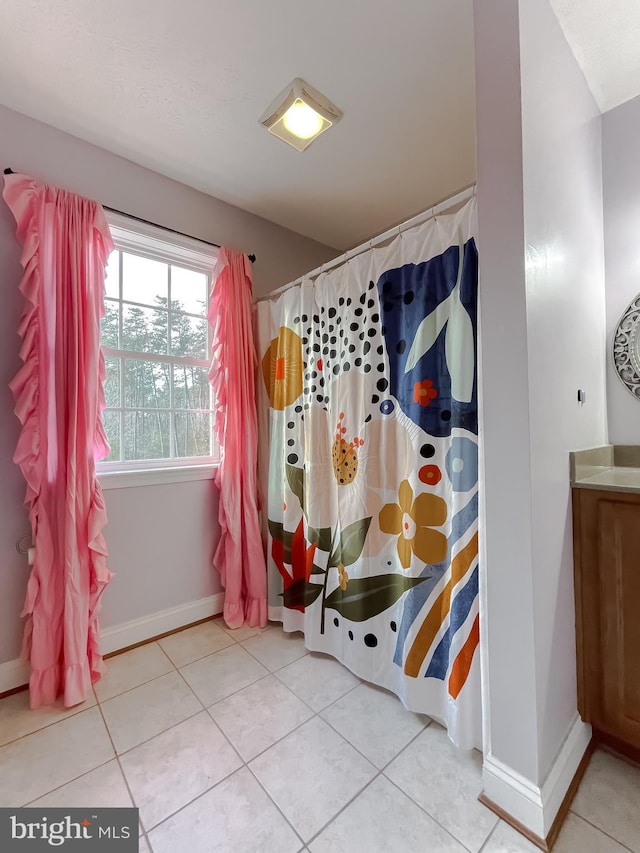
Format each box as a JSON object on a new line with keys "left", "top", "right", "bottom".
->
{"left": 572, "top": 487, "right": 640, "bottom": 757}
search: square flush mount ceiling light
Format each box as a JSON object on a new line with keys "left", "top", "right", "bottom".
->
{"left": 259, "top": 78, "right": 343, "bottom": 152}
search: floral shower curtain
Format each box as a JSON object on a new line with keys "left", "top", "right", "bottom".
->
{"left": 257, "top": 200, "right": 480, "bottom": 748}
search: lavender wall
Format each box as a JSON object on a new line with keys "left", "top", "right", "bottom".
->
{"left": 0, "top": 105, "right": 336, "bottom": 666}
{"left": 602, "top": 94, "right": 640, "bottom": 444}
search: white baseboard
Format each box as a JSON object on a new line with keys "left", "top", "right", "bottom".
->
{"left": 0, "top": 657, "right": 31, "bottom": 696}
{"left": 0, "top": 593, "right": 225, "bottom": 694}
{"left": 482, "top": 715, "right": 592, "bottom": 838}
{"left": 100, "top": 593, "right": 224, "bottom": 654}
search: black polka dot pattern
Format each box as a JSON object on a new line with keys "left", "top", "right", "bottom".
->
{"left": 302, "top": 281, "right": 385, "bottom": 387}
{"left": 364, "top": 633, "right": 378, "bottom": 648}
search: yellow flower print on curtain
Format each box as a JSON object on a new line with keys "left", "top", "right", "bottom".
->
{"left": 261, "top": 326, "right": 303, "bottom": 410}
{"left": 379, "top": 480, "right": 448, "bottom": 568}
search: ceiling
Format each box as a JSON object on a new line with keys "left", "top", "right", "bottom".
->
{"left": 0, "top": 2, "right": 639, "bottom": 251}
{"left": 550, "top": 0, "right": 640, "bottom": 113}
{"left": 0, "top": 0, "right": 476, "bottom": 251}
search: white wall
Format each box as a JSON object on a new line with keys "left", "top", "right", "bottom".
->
{"left": 474, "top": 0, "right": 540, "bottom": 784}
{"left": 475, "top": 0, "right": 607, "bottom": 833}
{"left": 519, "top": 0, "right": 608, "bottom": 781}
{"left": 0, "top": 105, "right": 336, "bottom": 666}
{"left": 602, "top": 94, "right": 640, "bottom": 444}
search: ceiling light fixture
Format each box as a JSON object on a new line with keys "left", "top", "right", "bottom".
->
{"left": 259, "top": 78, "right": 343, "bottom": 152}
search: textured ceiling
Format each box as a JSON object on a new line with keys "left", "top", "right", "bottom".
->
{"left": 550, "top": 0, "right": 640, "bottom": 112}
{"left": 0, "top": 0, "right": 476, "bottom": 250}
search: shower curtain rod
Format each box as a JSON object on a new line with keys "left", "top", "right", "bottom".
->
{"left": 3, "top": 167, "right": 256, "bottom": 263}
{"left": 255, "top": 183, "right": 476, "bottom": 303}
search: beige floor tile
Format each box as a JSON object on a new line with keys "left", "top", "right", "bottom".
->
{"left": 310, "top": 775, "right": 467, "bottom": 853}
{"left": 276, "top": 653, "right": 360, "bottom": 712}
{"left": 149, "top": 767, "right": 301, "bottom": 853}
{"left": 217, "top": 618, "right": 273, "bottom": 642}
{"left": 241, "top": 629, "right": 308, "bottom": 672}
{"left": 28, "top": 759, "right": 133, "bottom": 809}
{"left": 571, "top": 749, "right": 640, "bottom": 852}
{"left": 95, "top": 643, "right": 173, "bottom": 702}
{"left": 556, "top": 813, "right": 631, "bottom": 853}
{"left": 100, "top": 671, "right": 201, "bottom": 754}
{"left": 384, "top": 724, "right": 497, "bottom": 852}
{"left": 121, "top": 711, "right": 241, "bottom": 829}
{"left": 0, "top": 687, "right": 96, "bottom": 747}
{"left": 249, "top": 716, "right": 376, "bottom": 842}
{"left": 481, "top": 820, "right": 543, "bottom": 852}
{"left": 0, "top": 707, "right": 114, "bottom": 806}
{"left": 158, "top": 620, "right": 235, "bottom": 667}
{"left": 321, "top": 682, "right": 428, "bottom": 769}
{"left": 180, "top": 645, "right": 268, "bottom": 707}
{"left": 209, "top": 675, "right": 313, "bottom": 761}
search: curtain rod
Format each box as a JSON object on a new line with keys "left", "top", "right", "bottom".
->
{"left": 255, "top": 183, "right": 476, "bottom": 303}
{"left": 3, "top": 168, "right": 256, "bottom": 263}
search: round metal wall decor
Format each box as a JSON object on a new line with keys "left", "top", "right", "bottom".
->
{"left": 613, "top": 293, "right": 640, "bottom": 399}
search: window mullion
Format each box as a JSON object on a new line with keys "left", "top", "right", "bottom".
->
{"left": 118, "top": 251, "right": 124, "bottom": 463}
{"left": 168, "top": 263, "right": 175, "bottom": 460}
{"left": 101, "top": 347, "right": 208, "bottom": 369}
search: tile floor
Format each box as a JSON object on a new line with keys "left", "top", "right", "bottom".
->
{"left": 1, "top": 620, "right": 639, "bottom": 852}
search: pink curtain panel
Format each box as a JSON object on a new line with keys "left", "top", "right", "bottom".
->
{"left": 209, "top": 248, "right": 267, "bottom": 628}
{"left": 4, "top": 173, "right": 114, "bottom": 708}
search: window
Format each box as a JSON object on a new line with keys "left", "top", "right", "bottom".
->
{"left": 99, "top": 213, "right": 218, "bottom": 472}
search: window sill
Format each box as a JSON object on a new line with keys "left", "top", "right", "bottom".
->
{"left": 98, "top": 464, "right": 218, "bottom": 490}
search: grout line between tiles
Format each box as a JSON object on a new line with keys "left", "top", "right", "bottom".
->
{"left": 94, "top": 644, "right": 177, "bottom": 704}
{"left": 9, "top": 625, "right": 504, "bottom": 853}
{"left": 203, "top": 656, "right": 365, "bottom": 764}
{"left": 244, "top": 763, "right": 307, "bottom": 849}
{"left": 476, "top": 819, "right": 499, "bottom": 852}
{"left": 167, "top": 630, "right": 438, "bottom": 849}
{"left": 143, "top": 652, "right": 308, "bottom": 847}
{"left": 293, "top": 766, "right": 385, "bottom": 850}
{"left": 93, "top": 692, "right": 153, "bottom": 852}
{"left": 381, "top": 770, "right": 486, "bottom": 853}
{"left": 98, "top": 633, "right": 270, "bottom": 710}
{"left": 567, "top": 809, "right": 636, "bottom": 852}
{"left": 20, "top": 755, "right": 115, "bottom": 808}
{"left": 111, "top": 660, "right": 247, "bottom": 840}
{"left": 379, "top": 725, "right": 491, "bottom": 853}
{"left": 0, "top": 699, "right": 99, "bottom": 750}
{"left": 156, "top": 628, "right": 238, "bottom": 669}
{"left": 205, "top": 682, "right": 314, "bottom": 763}
{"left": 237, "top": 635, "right": 310, "bottom": 676}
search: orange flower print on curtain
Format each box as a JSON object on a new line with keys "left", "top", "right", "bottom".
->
{"left": 379, "top": 480, "right": 448, "bottom": 569}
{"left": 413, "top": 379, "right": 438, "bottom": 407}
{"left": 262, "top": 326, "right": 303, "bottom": 410}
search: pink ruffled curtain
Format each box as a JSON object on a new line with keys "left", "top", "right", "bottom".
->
{"left": 209, "top": 248, "right": 267, "bottom": 628}
{"left": 3, "top": 173, "right": 114, "bottom": 708}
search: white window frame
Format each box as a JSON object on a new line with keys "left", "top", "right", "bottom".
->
{"left": 98, "top": 211, "right": 219, "bottom": 485}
